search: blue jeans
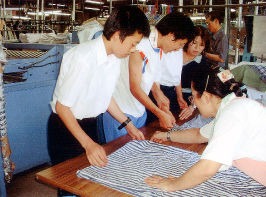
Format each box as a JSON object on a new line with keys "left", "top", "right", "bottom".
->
{"left": 103, "top": 111, "right": 147, "bottom": 143}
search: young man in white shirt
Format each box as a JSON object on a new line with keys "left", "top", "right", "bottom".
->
{"left": 48, "top": 5, "right": 150, "bottom": 168}
{"left": 103, "top": 12, "right": 195, "bottom": 143}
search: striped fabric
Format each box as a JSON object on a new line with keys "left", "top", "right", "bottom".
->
{"left": 77, "top": 140, "right": 266, "bottom": 196}
{"left": 171, "top": 114, "right": 213, "bottom": 132}
{"left": 249, "top": 64, "right": 266, "bottom": 84}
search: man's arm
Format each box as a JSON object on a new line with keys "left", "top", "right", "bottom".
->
{"left": 175, "top": 84, "right": 188, "bottom": 109}
{"left": 107, "top": 97, "right": 145, "bottom": 140}
{"left": 150, "top": 82, "right": 170, "bottom": 110}
{"left": 129, "top": 50, "right": 176, "bottom": 129}
{"left": 55, "top": 101, "right": 108, "bottom": 167}
{"left": 205, "top": 52, "right": 224, "bottom": 62}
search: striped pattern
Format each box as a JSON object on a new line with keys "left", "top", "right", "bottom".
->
{"left": 171, "top": 114, "right": 213, "bottom": 132}
{"left": 249, "top": 64, "right": 266, "bottom": 84}
{"left": 77, "top": 140, "right": 266, "bottom": 196}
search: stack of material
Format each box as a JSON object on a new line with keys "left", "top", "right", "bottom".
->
{"left": 19, "top": 32, "right": 70, "bottom": 44}
{"left": 76, "top": 19, "right": 103, "bottom": 43}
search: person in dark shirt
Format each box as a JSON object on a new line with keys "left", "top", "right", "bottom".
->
{"left": 204, "top": 11, "right": 229, "bottom": 68}
{"left": 179, "top": 25, "right": 211, "bottom": 120}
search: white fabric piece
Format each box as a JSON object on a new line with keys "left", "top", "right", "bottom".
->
{"left": 76, "top": 20, "right": 104, "bottom": 43}
{"left": 77, "top": 140, "right": 266, "bottom": 197}
{"left": 250, "top": 16, "right": 266, "bottom": 54}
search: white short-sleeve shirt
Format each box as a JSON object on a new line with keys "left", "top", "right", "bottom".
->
{"left": 201, "top": 94, "right": 266, "bottom": 171}
{"left": 160, "top": 49, "right": 183, "bottom": 87}
{"left": 113, "top": 30, "right": 161, "bottom": 117}
{"left": 50, "top": 35, "right": 121, "bottom": 119}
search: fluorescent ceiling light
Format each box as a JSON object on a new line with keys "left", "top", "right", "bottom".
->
{"left": 85, "top": 0, "right": 104, "bottom": 4}
{"left": 85, "top": 7, "right": 101, "bottom": 10}
{"left": 28, "top": 12, "right": 50, "bottom": 16}
{"left": 28, "top": 11, "right": 70, "bottom": 16}
{"left": 190, "top": 16, "right": 205, "bottom": 20}
{"left": 4, "top": 7, "right": 24, "bottom": 10}
{"left": 12, "top": 16, "right": 31, "bottom": 20}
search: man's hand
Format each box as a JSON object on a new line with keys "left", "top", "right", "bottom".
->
{"left": 177, "top": 97, "right": 188, "bottom": 109}
{"left": 158, "top": 111, "right": 176, "bottom": 130}
{"left": 126, "top": 122, "right": 145, "bottom": 140}
{"left": 84, "top": 142, "right": 108, "bottom": 167}
{"left": 152, "top": 87, "right": 170, "bottom": 110}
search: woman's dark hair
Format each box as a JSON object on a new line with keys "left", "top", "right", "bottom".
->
{"left": 191, "top": 65, "right": 247, "bottom": 99}
{"left": 183, "top": 25, "right": 211, "bottom": 54}
{"left": 103, "top": 5, "right": 150, "bottom": 42}
{"left": 155, "top": 12, "right": 195, "bottom": 41}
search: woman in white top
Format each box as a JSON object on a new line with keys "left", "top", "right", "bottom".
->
{"left": 146, "top": 65, "right": 266, "bottom": 191}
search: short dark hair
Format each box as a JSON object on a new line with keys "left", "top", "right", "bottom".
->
{"left": 103, "top": 5, "right": 150, "bottom": 42}
{"left": 191, "top": 66, "right": 247, "bottom": 99}
{"left": 155, "top": 12, "right": 195, "bottom": 41}
{"left": 205, "top": 11, "right": 224, "bottom": 24}
{"left": 183, "top": 25, "right": 211, "bottom": 54}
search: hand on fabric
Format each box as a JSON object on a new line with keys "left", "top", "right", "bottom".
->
{"left": 150, "top": 131, "right": 167, "bottom": 143}
{"left": 145, "top": 174, "right": 177, "bottom": 192}
{"left": 158, "top": 111, "right": 176, "bottom": 130}
{"left": 84, "top": 141, "right": 108, "bottom": 167}
{"left": 177, "top": 97, "right": 188, "bottom": 109}
{"left": 125, "top": 122, "right": 145, "bottom": 140}
{"left": 179, "top": 105, "right": 195, "bottom": 120}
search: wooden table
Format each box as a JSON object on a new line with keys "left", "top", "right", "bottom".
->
{"left": 37, "top": 112, "right": 207, "bottom": 197}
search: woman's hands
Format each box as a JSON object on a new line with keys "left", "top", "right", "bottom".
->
{"left": 145, "top": 174, "right": 178, "bottom": 192}
{"left": 150, "top": 130, "right": 167, "bottom": 143}
{"left": 179, "top": 105, "right": 195, "bottom": 120}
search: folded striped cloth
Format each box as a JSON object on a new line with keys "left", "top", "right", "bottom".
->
{"left": 249, "top": 65, "right": 266, "bottom": 84}
{"left": 77, "top": 140, "right": 266, "bottom": 197}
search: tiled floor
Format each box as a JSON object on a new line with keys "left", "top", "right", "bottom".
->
{"left": 6, "top": 163, "right": 57, "bottom": 197}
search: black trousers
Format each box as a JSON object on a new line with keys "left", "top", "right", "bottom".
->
{"left": 47, "top": 113, "right": 100, "bottom": 166}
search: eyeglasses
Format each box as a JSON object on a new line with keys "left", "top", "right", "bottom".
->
{"left": 206, "top": 22, "right": 210, "bottom": 26}
{"left": 188, "top": 96, "right": 194, "bottom": 104}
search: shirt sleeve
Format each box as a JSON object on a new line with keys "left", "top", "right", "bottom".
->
{"left": 200, "top": 119, "right": 215, "bottom": 139}
{"left": 201, "top": 111, "right": 245, "bottom": 168}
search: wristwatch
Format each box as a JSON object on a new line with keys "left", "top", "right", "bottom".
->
{"left": 118, "top": 117, "right": 131, "bottom": 130}
{"left": 167, "top": 131, "right": 172, "bottom": 142}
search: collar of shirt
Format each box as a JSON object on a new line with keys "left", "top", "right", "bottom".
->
{"left": 183, "top": 54, "right": 202, "bottom": 66}
{"left": 149, "top": 27, "right": 160, "bottom": 52}
{"left": 95, "top": 34, "right": 110, "bottom": 66}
